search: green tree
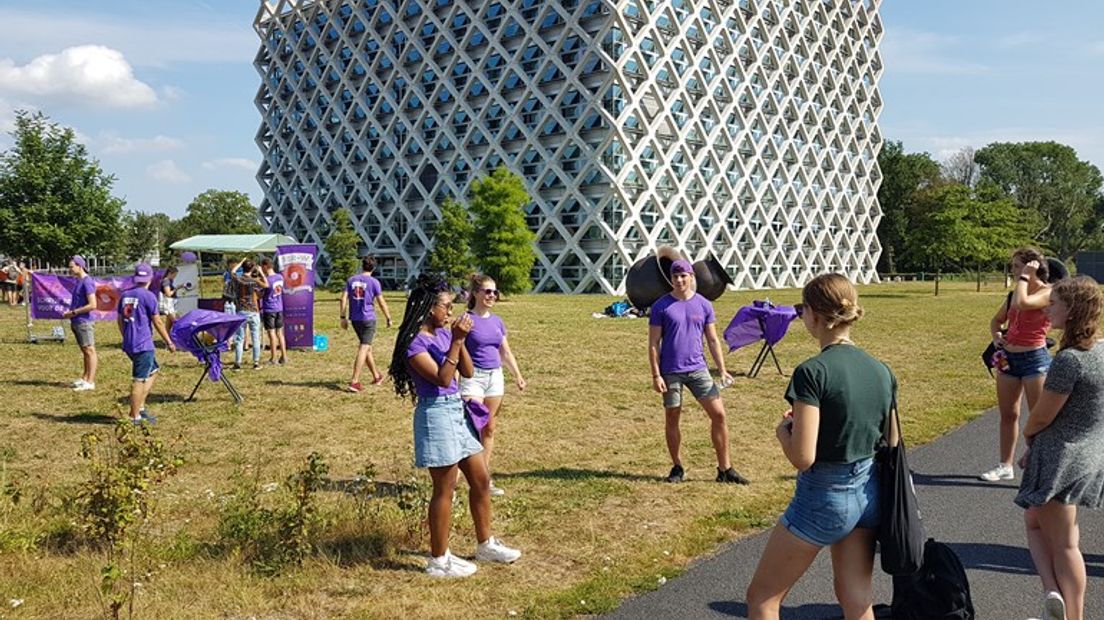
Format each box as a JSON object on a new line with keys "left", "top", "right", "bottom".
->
{"left": 903, "top": 183, "right": 1030, "bottom": 295}
{"left": 468, "top": 167, "right": 536, "bottom": 295}
{"left": 323, "top": 208, "right": 360, "bottom": 292}
{"left": 975, "top": 141, "right": 1104, "bottom": 259}
{"left": 0, "top": 110, "right": 124, "bottom": 264}
{"left": 425, "top": 197, "right": 474, "bottom": 286}
{"left": 875, "top": 140, "right": 941, "bottom": 273}
{"left": 175, "top": 189, "right": 262, "bottom": 239}
{"left": 120, "top": 211, "right": 173, "bottom": 263}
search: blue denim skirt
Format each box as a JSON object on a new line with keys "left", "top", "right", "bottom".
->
{"left": 779, "top": 457, "right": 879, "bottom": 547}
{"left": 412, "top": 394, "right": 484, "bottom": 468}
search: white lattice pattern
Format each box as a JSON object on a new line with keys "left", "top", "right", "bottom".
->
{"left": 253, "top": 0, "right": 884, "bottom": 291}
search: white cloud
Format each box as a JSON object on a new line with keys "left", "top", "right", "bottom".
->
{"left": 0, "top": 46, "right": 157, "bottom": 108}
{"left": 0, "top": 8, "right": 256, "bottom": 68}
{"left": 99, "top": 134, "right": 184, "bottom": 155}
{"left": 202, "top": 158, "right": 258, "bottom": 173}
{"left": 881, "top": 29, "right": 988, "bottom": 75}
{"left": 146, "top": 160, "right": 191, "bottom": 184}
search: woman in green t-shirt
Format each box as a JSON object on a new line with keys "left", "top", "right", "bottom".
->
{"left": 746, "top": 273, "right": 897, "bottom": 620}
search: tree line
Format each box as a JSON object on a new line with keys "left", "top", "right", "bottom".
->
{"left": 877, "top": 140, "right": 1104, "bottom": 278}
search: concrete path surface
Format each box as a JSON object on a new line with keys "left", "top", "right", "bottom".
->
{"left": 607, "top": 408, "right": 1104, "bottom": 619}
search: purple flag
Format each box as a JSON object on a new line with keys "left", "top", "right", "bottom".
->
{"left": 724, "top": 301, "right": 800, "bottom": 352}
{"left": 276, "top": 244, "right": 317, "bottom": 349}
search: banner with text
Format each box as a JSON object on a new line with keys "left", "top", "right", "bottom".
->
{"left": 30, "top": 272, "right": 163, "bottom": 321}
{"left": 276, "top": 244, "right": 317, "bottom": 349}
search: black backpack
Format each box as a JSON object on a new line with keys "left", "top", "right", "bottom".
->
{"left": 891, "top": 538, "right": 975, "bottom": 619}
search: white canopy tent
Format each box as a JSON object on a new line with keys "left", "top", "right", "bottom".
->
{"left": 169, "top": 234, "right": 299, "bottom": 254}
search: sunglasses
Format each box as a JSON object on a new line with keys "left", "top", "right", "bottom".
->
{"left": 794, "top": 303, "right": 805, "bottom": 318}
{"left": 480, "top": 288, "right": 500, "bottom": 299}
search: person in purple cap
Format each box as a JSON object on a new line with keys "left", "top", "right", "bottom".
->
{"left": 260, "top": 257, "right": 287, "bottom": 365}
{"left": 117, "top": 263, "right": 176, "bottom": 424}
{"left": 648, "top": 258, "right": 748, "bottom": 484}
{"left": 62, "top": 255, "right": 98, "bottom": 392}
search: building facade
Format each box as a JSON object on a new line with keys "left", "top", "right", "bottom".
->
{"left": 254, "top": 0, "right": 884, "bottom": 292}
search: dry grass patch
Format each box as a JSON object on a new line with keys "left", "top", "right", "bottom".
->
{"left": 0, "top": 281, "right": 1005, "bottom": 618}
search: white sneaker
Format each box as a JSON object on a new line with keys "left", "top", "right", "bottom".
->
{"left": 475, "top": 537, "right": 521, "bottom": 564}
{"left": 425, "top": 551, "right": 477, "bottom": 578}
{"left": 72, "top": 379, "right": 85, "bottom": 388}
{"left": 489, "top": 480, "right": 506, "bottom": 497}
{"left": 1044, "top": 591, "right": 1066, "bottom": 620}
{"left": 73, "top": 381, "right": 95, "bottom": 392}
{"left": 979, "top": 464, "right": 1014, "bottom": 482}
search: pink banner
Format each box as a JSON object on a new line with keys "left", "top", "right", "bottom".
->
{"left": 30, "top": 273, "right": 162, "bottom": 321}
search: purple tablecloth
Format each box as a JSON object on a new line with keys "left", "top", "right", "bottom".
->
{"left": 724, "top": 301, "right": 799, "bottom": 351}
{"left": 170, "top": 309, "right": 247, "bottom": 381}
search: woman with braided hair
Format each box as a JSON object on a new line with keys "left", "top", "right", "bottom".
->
{"left": 389, "top": 273, "right": 522, "bottom": 578}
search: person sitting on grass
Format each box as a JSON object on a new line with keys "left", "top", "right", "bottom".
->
{"left": 388, "top": 273, "right": 520, "bottom": 578}
{"left": 1016, "top": 276, "right": 1104, "bottom": 620}
{"left": 259, "top": 258, "right": 287, "bottom": 365}
{"left": 341, "top": 256, "right": 392, "bottom": 392}
{"left": 648, "top": 259, "right": 748, "bottom": 484}
{"left": 117, "top": 263, "right": 176, "bottom": 425}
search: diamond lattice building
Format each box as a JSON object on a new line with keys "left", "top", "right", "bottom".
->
{"left": 253, "top": 0, "right": 884, "bottom": 292}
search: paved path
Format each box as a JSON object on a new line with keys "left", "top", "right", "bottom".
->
{"left": 607, "top": 408, "right": 1104, "bottom": 619}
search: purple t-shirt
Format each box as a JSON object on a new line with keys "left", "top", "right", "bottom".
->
{"left": 70, "top": 275, "right": 97, "bottom": 325}
{"left": 649, "top": 293, "right": 716, "bottom": 374}
{"left": 346, "top": 274, "right": 382, "bottom": 322}
{"left": 263, "top": 274, "right": 284, "bottom": 313}
{"left": 466, "top": 312, "right": 506, "bottom": 369}
{"left": 118, "top": 287, "right": 159, "bottom": 355}
{"left": 406, "top": 327, "right": 459, "bottom": 398}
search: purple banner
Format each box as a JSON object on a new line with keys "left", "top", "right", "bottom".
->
{"left": 31, "top": 272, "right": 163, "bottom": 321}
{"left": 276, "top": 244, "right": 317, "bottom": 349}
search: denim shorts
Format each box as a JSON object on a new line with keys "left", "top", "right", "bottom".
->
{"left": 460, "top": 367, "right": 505, "bottom": 399}
{"left": 127, "top": 350, "right": 160, "bottom": 382}
{"left": 780, "top": 457, "right": 879, "bottom": 547}
{"left": 661, "top": 368, "right": 719, "bottom": 408}
{"left": 1000, "top": 347, "right": 1051, "bottom": 379}
{"left": 412, "top": 393, "right": 484, "bottom": 468}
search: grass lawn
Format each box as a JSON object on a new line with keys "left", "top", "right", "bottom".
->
{"left": 0, "top": 281, "right": 1007, "bottom": 619}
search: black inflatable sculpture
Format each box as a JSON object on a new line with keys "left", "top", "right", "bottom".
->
{"left": 1046, "top": 257, "right": 1069, "bottom": 284}
{"left": 625, "top": 246, "right": 682, "bottom": 309}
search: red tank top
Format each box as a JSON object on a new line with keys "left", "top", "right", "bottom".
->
{"left": 1006, "top": 306, "right": 1050, "bottom": 348}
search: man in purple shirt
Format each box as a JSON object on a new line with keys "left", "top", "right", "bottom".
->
{"left": 648, "top": 259, "right": 748, "bottom": 484}
{"left": 62, "top": 255, "right": 98, "bottom": 392}
{"left": 117, "top": 263, "right": 176, "bottom": 424}
{"left": 260, "top": 258, "right": 287, "bottom": 365}
{"left": 340, "top": 256, "right": 392, "bottom": 392}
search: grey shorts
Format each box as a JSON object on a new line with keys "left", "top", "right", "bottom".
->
{"left": 72, "top": 321, "right": 95, "bottom": 348}
{"left": 661, "top": 368, "right": 719, "bottom": 409}
{"left": 352, "top": 320, "right": 377, "bottom": 345}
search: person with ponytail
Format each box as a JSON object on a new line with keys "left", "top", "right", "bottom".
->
{"left": 747, "top": 274, "right": 896, "bottom": 619}
{"left": 982, "top": 247, "right": 1054, "bottom": 482}
{"left": 1015, "top": 276, "right": 1104, "bottom": 620}
{"left": 460, "top": 274, "right": 526, "bottom": 496}
{"left": 388, "top": 273, "right": 521, "bottom": 578}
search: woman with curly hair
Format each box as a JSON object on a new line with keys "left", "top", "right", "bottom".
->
{"left": 460, "top": 274, "right": 526, "bottom": 496}
{"left": 388, "top": 274, "right": 521, "bottom": 578}
{"left": 983, "top": 247, "right": 1053, "bottom": 482}
{"left": 1016, "top": 276, "right": 1104, "bottom": 620}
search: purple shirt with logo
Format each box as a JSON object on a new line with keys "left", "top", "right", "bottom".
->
{"left": 118, "top": 287, "right": 159, "bottom": 355}
{"left": 263, "top": 274, "right": 284, "bottom": 313}
{"left": 466, "top": 312, "right": 506, "bottom": 369}
{"left": 407, "top": 327, "right": 459, "bottom": 398}
{"left": 649, "top": 293, "right": 716, "bottom": 374}
{"left": 70, "top": 275, "right": 97, "bottom": 325}
{"left": 346, "top": 274, "right": 382, "bottom": 322}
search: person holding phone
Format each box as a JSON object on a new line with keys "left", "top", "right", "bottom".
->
{"left": 459, "top": 274, "right": 526, "bottom": 496}
{"left": 231, "top": 257, "right": 268, "bottom": 371}
{"left": 982, "top": 247, "right": 1053, "bottom": 482}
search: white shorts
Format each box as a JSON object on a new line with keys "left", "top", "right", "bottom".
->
{"left": 158, "top": 297, "right": 177, "bottom": 316}
{"left": 460, "top": 367, "right": 505, "bottom": 399}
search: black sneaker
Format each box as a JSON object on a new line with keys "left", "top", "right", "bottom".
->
{"left": 666, "top": 464, "right": 685, "bottom": 483}
{"left": 716, "top": 467, "right": 750, "bottom": 485}
{"left": 232, "top": 363, "right": 241, "bottom": 371}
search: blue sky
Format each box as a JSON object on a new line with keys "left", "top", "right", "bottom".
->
{"left": 0, "top": 1, "right": 1101, "bottom": 219}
